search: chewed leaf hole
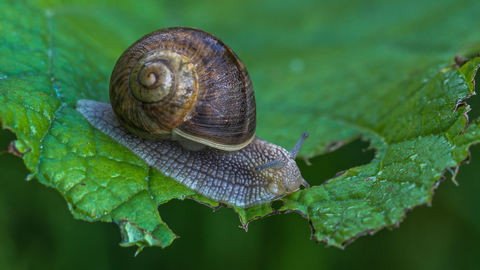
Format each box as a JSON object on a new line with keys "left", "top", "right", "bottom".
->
{"left": 271, "top": 200, "right": 284, "bottom": 210}
{"left": 297, "top": 137, "right": 375, "bottom": 186}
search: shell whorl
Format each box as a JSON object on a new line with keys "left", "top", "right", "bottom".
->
{"left": 109, "top": 27, "right": 256, "bottom": 151}
{"left": 129, "top": 50, "right": 196, "bottom": 104}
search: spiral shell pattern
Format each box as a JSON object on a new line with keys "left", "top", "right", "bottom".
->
{"left": 109, "top": 27, "right": 256, "bottom": 151}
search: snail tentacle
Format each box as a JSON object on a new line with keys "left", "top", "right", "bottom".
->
{"left": 289, "top": 132, "right": 309, "bottom": 159}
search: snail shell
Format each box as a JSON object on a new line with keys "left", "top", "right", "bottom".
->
{"left": 109, "top": 27, "right": 256, "bottom": 151}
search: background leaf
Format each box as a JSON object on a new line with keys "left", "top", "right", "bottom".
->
{"left": 1, "top": 0, "right": 480, "bottom": 268}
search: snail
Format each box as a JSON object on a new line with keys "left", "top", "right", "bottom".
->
{"left": 76, "top": 27, "right": 309, "bottom": 208}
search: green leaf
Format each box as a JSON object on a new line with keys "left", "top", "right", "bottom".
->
{"left": 2, "top": 0, "right": 480, "bottom": 250}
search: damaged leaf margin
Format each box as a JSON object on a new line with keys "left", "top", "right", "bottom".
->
{"left": 277, "top": 58, "right": 480, "bottom": 248}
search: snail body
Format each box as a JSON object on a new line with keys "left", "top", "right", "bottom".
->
{"left": 76, "top": 27, "right": 309, "bottom": 208}
{"left": 77, "top": 100, "right": 308, "bottom": 208}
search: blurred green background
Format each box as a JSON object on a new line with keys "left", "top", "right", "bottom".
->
{"left": 2, "top": 0, "right": 480, "bottom": 269}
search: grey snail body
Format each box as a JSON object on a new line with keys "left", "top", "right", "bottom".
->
{"left": 76, "top": 27, "right": 309, "bottom": 208}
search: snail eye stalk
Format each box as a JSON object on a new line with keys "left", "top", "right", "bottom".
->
{"left": 254, "top": 132, "right": 309, "bottom": 173}
{"left": 289, "top": 132, "right": 309, "bottom": 159}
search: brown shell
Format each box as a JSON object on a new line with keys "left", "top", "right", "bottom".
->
{"left": 109, "top": 27, "right": 256, "bottom": 151}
